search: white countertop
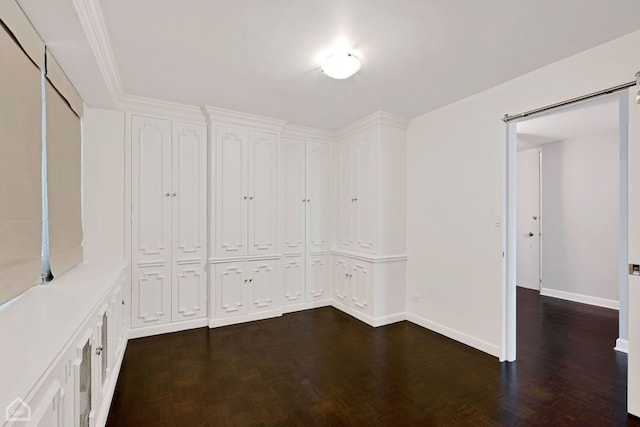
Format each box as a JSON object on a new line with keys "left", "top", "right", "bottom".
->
{"left": 0, "top": 261, "right": 127, "bottom": 415}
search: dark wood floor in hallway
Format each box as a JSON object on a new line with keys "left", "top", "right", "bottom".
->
{"left": 107, "top": 288, "right": 639, "bottom": 426}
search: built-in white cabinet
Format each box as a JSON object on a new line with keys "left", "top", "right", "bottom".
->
{"left": 280, "top": 136, "right": 331, "bottom": 308}
{"left": 332, "top": 255, "right": 373, "bottom": 316}
{"left": 10, "top": 268, "right": 129, "bottom": 427}
{"left": 337, "top": 132, "right": 377, "bottom": 252}
{"left": 131, "top": 115, "right": 208, "bottom": 329}
{"left": 215, "top": 260, "right": 279, "bottom": 318}
{"left": 331, "top": 112, "right": 409, "bottom": 326}
{"left": 214, "top": 125, "right": 278, "bottom": 258}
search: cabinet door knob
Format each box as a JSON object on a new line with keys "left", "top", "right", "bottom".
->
{"left": 172, "top": 193, "right": 177, "bottom": 197}
{"left": 244, "top": 196, "right": 248, "bottom": 200}
{"left": 244, "top": 279, "right": 248, "bottom": 283}
{"left": 249, "top": 278, "right": 253, "bottom": 283}
{"left": 249, "top": 196, "right": 254, "bottom": 200}
{"left": 165, "top": 193, "right": 170, "bottom": 197}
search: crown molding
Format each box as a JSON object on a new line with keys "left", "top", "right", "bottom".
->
{"left": 72, "top": 0, "right": 124, "bottom": 107}
{"left": 281, "top": 123, "right": 337, "bottom": 142}
{"left": 337, "top": 111, "right": 410, "bottom": 139}
{"left": 119, "top": 95, "right": 206, "bottom": 123}
{"left": 202, "top": 105, "right": 288, "bottom": 132}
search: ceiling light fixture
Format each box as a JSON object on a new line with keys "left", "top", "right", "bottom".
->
{"left": 321, "top": 52, "right": 361, "bottom": 80}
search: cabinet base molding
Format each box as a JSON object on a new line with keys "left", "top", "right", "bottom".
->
{"left": 406, "top": 313, "right": 501, "bottom": 358}
{"left": 209, "top": 309, "right": 283, "bottom": 329}
{"left": 128, "top": 318, "right": 208, "bottom": 339}
{"left": 95, "top": 338, "right": 128, "bottom": 427}
{"left": 331, "top": 301, "right": 406, "bottom": 327}
{"left": 282, "top": 300, "right": 332, "bottom": 314}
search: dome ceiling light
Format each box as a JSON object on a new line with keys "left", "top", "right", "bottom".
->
{"left": 321, "top": 52, "right": 361, "bottom": 80}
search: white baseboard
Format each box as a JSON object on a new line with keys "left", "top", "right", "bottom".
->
{"left": 540, "top": 287, "right": 619, "bottom": 310}
{"left": 281, "top": 299, "right": 332, "bottom": 314}
{"left": 330, "top": 301, "right": 406, "bottom": 327}
{"left": 405, "top": 313, "right": 501, "bottom": 358}
{"left": 614, "top": 338, "right": 629, "bottom": 353}
{"left": 95, "top": 338, "right": 128, "bottom": 427}
{"left": 128, "top": 318, "right": 208, "bottom": 339}
{"left": 208, "top": 309, "right": 282, "bottom": 328}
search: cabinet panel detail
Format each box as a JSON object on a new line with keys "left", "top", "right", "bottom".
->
{"left": 307, "top": 255, "right": 328, "bottom": 301}
{"left": 333, "top": 258, "right": 349, "bottom": 304}
{"left": 282, "top": 258, "right": 304, "bottom": 303}
{"left": 248, "top": 131, "right": 278, "bottom": 255}
{"left": 217, "top": 126, "right": 248, "bottom": 256}
{"left": 173, "top": 123, "right": 206, "bottom": 257}
{"left": 132, "top": 116, "right": 172, "bottom": 258}
{"left": 217, "top": 264, "right": 247, "bottom": 317}
{"left": 173, "top": 267, "right": 206, "bottom": 320}
{"left": 251, "top": 261, "right": 277, "bottom": 310}
{"left": 133, "top": 268, "right": 171, "bottom": 326}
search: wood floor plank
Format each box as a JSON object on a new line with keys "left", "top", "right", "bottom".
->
{"left": 107, "top": 289, "right": 640, "bottom": 425}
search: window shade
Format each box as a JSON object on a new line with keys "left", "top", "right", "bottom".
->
{"left": 0, "top": 23, "right": 43, "bottom": 304}
{"left": 45, "top": 81, "right": 83, "bottom": 277}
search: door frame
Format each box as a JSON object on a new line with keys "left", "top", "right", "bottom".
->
{"left": 501, "top": 91, "right": 629, "bottom": 362}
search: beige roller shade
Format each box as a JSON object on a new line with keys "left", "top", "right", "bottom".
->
{"left": 46, "top": 81, "right": 83, "bottom": 277}
{"left": 46, "top": 50, "right": 83, "bottom": 118}
{"left": 0, "top": 23, "right": 42, "bottom": 304}
{"left": 0, "top": 0, "right": 45, "bottom": 69}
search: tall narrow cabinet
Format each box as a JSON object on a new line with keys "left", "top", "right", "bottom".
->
{"left": 280, "top": 131, "right": 332, "bottom": 310}
{"left": 331, "top": 112, "right": 409, "bottom": 326}
{"left": 205, "top": 107, "right": 287, "bottom": 327}
{"left": 130, "top": 115, "right": 208, "bottom": 330}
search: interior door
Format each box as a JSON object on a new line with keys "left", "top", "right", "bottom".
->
{"left": 516, "top": 149, "right": 541, "bottom": 290}
{"left": 627, "top": 86, "right": 640, "bottom": 417}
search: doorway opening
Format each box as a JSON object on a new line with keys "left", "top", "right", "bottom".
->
{"left": 502, "top": 90, "right": 629, "bottom": 362}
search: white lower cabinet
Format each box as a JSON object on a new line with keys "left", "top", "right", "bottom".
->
{"left": 15, "top": 270, "right": 128, "bottom": 427}
{"left": 215, "top": 260, "right": 280, "bottom": 318}
{"left": 332, "top": 255, "right": 373, "bottom": 316}
{"left": 282, "top": 257, "right": 304, "bottom": 304}
{"left": 306, "top": 254, "right": 329, "bottom": 302}
{"left": 331, "top": 252, "right": 407, "bottom": 326}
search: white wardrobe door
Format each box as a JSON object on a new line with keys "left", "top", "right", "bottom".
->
{"left": 171, "top": 122, "right": 207, "bottom": 321}
{"left": 248, "top": 130, "right": 278, "bottom": 255}
{"left": 280, "top": 137, "right": 306, "bottom": 255}
{"left": 131, "top": 115, "right": 172, "bottom": 327}
{"left": 216, "top": 125, "right": 248, "bottom": 257}
{"left": 355, "top": 135, "right": 376, "bottom": 252}
{"left": 249, "top": 260, "right": 279, "bottom": 311}
{"left": 306, "top": 141, "right": 329, "bottom": 252}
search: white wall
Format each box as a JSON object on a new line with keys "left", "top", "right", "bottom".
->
{"left": 540, "top": 130, "right": 619, "bottom": 305}
{"left": 82, "top": 107, "right": 125, "bottom": 262}
{"left": 406, "top": 29, "right": 640, "bottom": 359}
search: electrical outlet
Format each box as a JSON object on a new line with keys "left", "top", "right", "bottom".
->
{"left": 410, "top": 293, "right": 421, "bottom": 303}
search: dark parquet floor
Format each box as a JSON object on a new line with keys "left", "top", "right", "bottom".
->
{"left": 106, "top": 288, "right": 640, "bottom": 426}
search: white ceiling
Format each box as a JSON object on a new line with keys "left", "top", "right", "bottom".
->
{"left": 517, "top": 96, "right": 619, "bottom": 151}
{"left": 15, "top": 0, "right": 640, "bottom": 130}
